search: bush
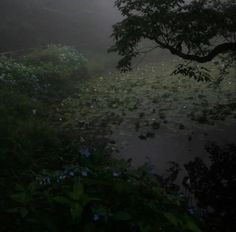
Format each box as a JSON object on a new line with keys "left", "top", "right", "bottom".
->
{"left": 23, "top": 45, "right": 88, "bottom": 92}
{"left": 0, "top": 56, "right": 41, "bottom": 96}
{"left": 0, "top": 45, "right": 88, "bottom": 216}
{"left": 0, "top": 45, "right": 88, "bottom": 100}
{"left": 6, "top": 158, "right": 201, "bottom": 232}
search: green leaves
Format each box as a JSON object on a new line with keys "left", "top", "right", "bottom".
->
{"left": 184, "top": 220, "right": 202, "bottom": 232}
{"left": 6, "top": 158, "right": 202, "bottom": 232}
{"left": 70, "top": 203, "right": 83, "bottom": 220}
{"left": 53, "top": 196, "right": 71, "bottom": 205}
{"left": 68, "top": 183, "right": 84, "bottom": 201}
{"left": 7, "top": 207, "right": 29, "bottom": 218}
{"left": 163, "top": 212, "right": 201, "bottom": 232}
{"left": 172, "top": 63, "right": 211, "bottom": 82}
{"left": 113, "top": 211, "right": 132, "bottom": 221}
{"left": 54, "top": 183, "right": 89, "bottom": 221}
{"left": 163, "top": 212, "right": 178, "bottom": 226}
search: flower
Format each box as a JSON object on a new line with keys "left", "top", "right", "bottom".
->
{"left": 81, "top": 171, "right": 88, "bottom": 177}
{"left": 93, "top": 214, "right": 100, "bottom": 221}
{"left": 81, "top": 168, "right": 90, "bottom": 177}
{"left": 59, "top": 175, "right": 66, "bottom": 180}
{"left": 41, "top": 176, "right": 51, "bottom": 185}
{"left": 187, "top": 207, "right": 195, "bottom": 215}
{"left": 112, "top": 172, "right": 120, "bottom": 177}
{"left": 69, "top": 171, "right": 75, "bottom": 176}
{"left": 80, "top": 148, "right": 91, "bottom": 158}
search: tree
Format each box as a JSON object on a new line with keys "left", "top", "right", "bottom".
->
{"left": 183, "top": 143, "right": 236, "bottom": 232}
{"left": 110, "top": 0, "right": 236, "bottom": 75}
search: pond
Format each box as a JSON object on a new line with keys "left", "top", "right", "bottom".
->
{"left": 113, "top": 117, "right": 236, "bottom": 179}
{"left": 64, "top": 60, "right": 236, "bottom": 178}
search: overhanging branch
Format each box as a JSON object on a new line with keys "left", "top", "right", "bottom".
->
{"left": 154, "top": 40, "right": 236, "bottom": 63}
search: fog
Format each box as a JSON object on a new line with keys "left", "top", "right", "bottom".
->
{"left": 1, "top": 1, "right": 236, "bottom": 231}
{"left": 0, "top": 0, "right": 120, "bottom": 52}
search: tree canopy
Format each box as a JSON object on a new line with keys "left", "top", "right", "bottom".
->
{"left": 110, "top": 0, "right": 236, "bottom": 72}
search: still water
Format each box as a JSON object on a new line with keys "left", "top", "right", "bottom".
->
{"left": 113, "top": 118, "right": 236, "bottom": 176}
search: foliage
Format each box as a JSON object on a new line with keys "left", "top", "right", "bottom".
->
{"left": 0, "top": 45, "right": 88, "bottom": 100}
{"left": 0, "top": 56, "right": 41, "bottom": 95}
{"left": 7, "top": 158, "right": 201, "bottom": 232}
{"left": 110, "top": 0, "right": 236, "bottom": 75}
{"left": 0, "top": 47, "right": 202, "bottom": 232}
{"left": 0, "top": 45, "right": 88, "bottom": 217}
{"left": 184, "top": 143, "right": 236, "bottom": 232}
{"left": 23, "top": 45, "right": 87, "bottom": 72}
{"left": 22, "top": 45, "right": 88, "bottom": 99}
{"left": 172, "top": 63, "right": 211, "bottom": 82}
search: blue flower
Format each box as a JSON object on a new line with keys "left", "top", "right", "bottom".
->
{"left": 81, "top": 167, "right": 90, "bottom": 177}
{"left": 81, "top": 171, "right": 88, "bottom": 176}
{"left": 93, "top": 214, "right": 100, "bottom": 221}
{"left": 112, "top": 172, "right": 120, "bottom": 177}
{"left": 69, "top": 171, "right": 75, "bottom": 176}
{"left": 63, "top": 167, "right": 75, "bottom": 177}
{"left": 187, "top": 207, "right": 195, "bottom": 215}
{"left": 59, "top": 175, "right": 66, "bottom": 180}
{"left": 43, "top": 176, "right": 51, "bottom": 185}
{"left": 80, "top": 148, "right": 91, "bottom": 158}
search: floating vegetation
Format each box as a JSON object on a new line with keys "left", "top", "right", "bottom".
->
{"left": 62, "top": 63, "right": 236, "bottom": 140}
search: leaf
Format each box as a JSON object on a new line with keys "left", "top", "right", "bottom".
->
{"left": 6, "top": 207, "right": 28, "bottom": 218}
{"left": 69, "top": 182, "right": 84, "bottom": 201}
{"left": 113, "top": 211, "right": 132, "bottom": 221}
{"left": 163, "top": 212, "right": 178, "bottom": 226}
{"left": 19, "top": 208, "right": 28, "bottom": 218}
{"left": 71, "top": 203, "right": 83, "bottom": 220}
{"left": 53, "top": 196, "right": 71, "bottom": 205}
{"left": 11, "top": 192, "right": 29, "bottom": 204}
{"left": 184, "top": 220, "right": 201, "bottom": 232}
{"left": 6, "top": 208, "right": 20, "bottom": 214}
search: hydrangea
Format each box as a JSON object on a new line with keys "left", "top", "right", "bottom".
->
{"left": 93, "top": 213, "right": 100, "bottom": 221}
{"left": 81, "top": 171, "right": 88, "bottom": 177}
{"left": 187, "top": 207, "right": 195, "bottom": 215}
{"left": 81, "top": 168, "right": 90, "bottom": 177}
{"left": 80, "top": 148, "right": 91, "bottom": 158}
{"left": 39, "top": 176, "right": 51, "bottom": 185}
{"left": 112, "top": 172, "right": 121, "bottom": 177}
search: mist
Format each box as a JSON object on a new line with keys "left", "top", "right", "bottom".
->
{"left": 0, "top": 0, "right": 120, "bottom": 52}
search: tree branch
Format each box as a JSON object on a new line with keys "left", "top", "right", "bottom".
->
{"left": 155, "top": 40, "right": 236, "bottom": 63}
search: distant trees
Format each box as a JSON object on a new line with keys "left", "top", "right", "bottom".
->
{"left": 110, "top": 0, "right": 236, "bottom": 72}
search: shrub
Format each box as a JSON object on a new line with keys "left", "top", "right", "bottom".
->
{"left": 22, "top": 45, "right": 88, "bottom": 89}
{"left": 7, "top": 158, "right": 201, "bottom": 232}
{"left": 0, "top": 45, "right": 88, "bottom": 100}
{"left": 0, "top": 56, "right": 40, "bottom": 96}
{"left": 0, "top": 46, "right": 88, "bottom": 219}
